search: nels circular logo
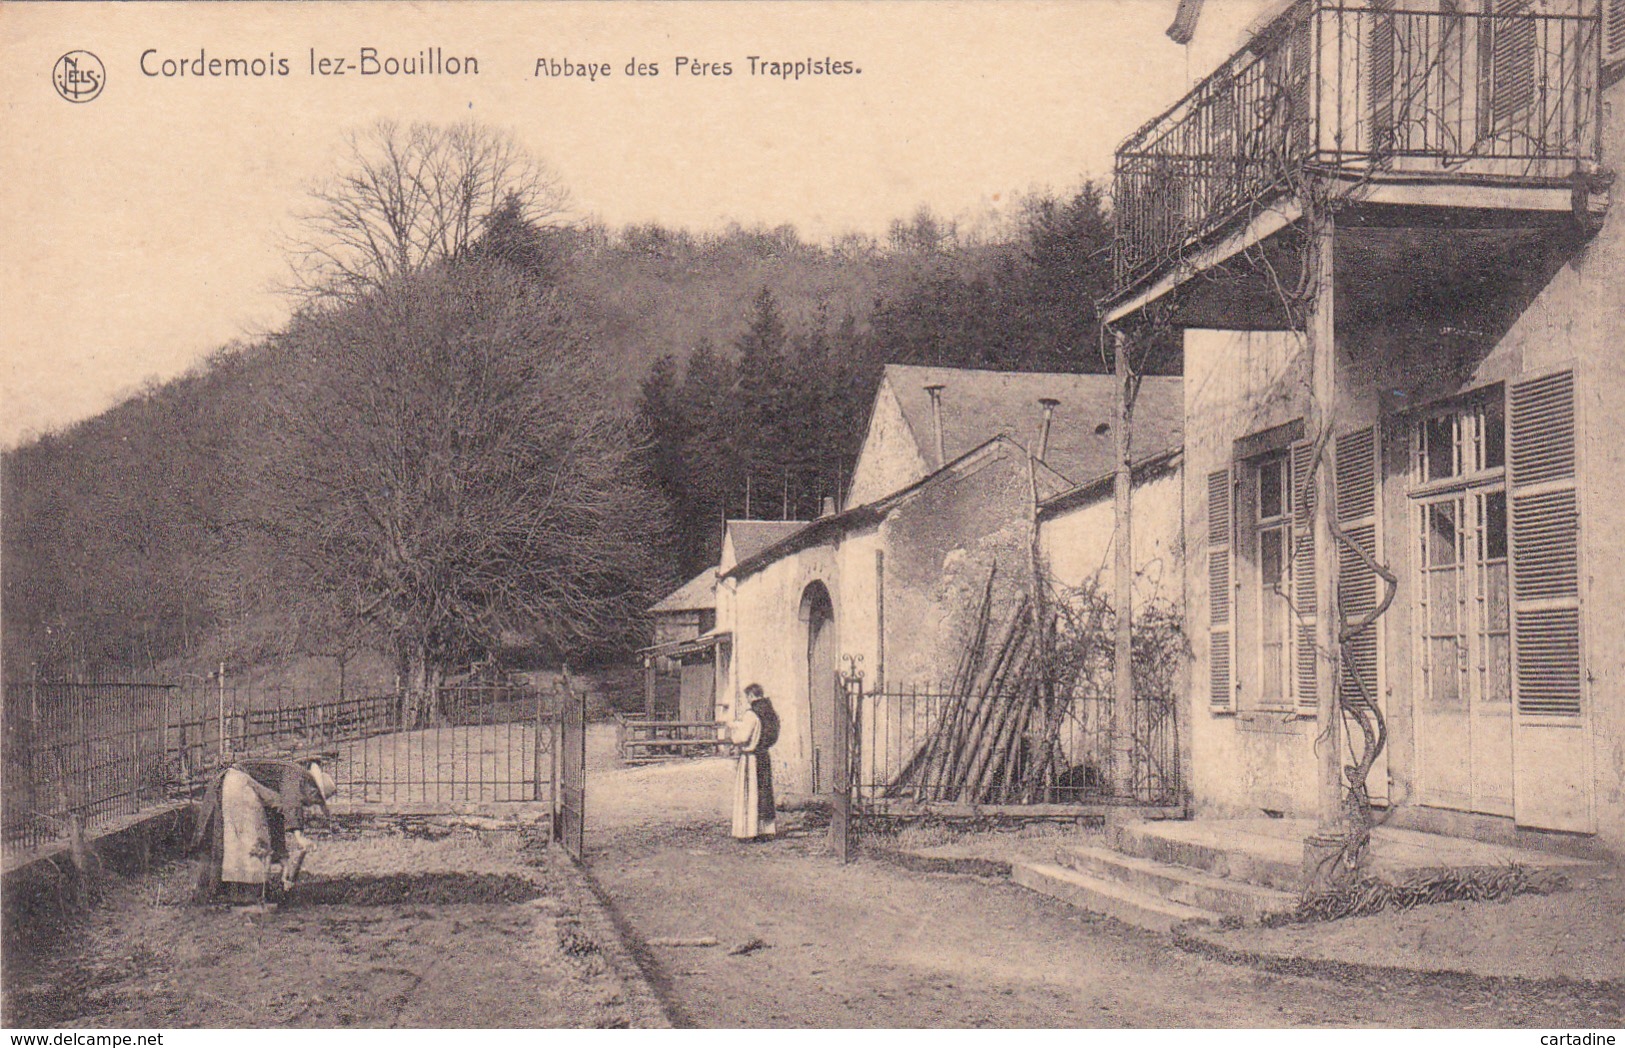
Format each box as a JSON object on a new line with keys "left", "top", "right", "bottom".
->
{"left": 53, "top": 50, "right": 105, "bottom": 103}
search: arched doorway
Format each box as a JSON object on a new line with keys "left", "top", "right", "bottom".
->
{"left": 800, "top": 581, "right": 837, "bottom": 794}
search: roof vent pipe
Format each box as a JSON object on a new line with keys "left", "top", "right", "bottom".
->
{"left": 819, "top": 496, "right": 836, "bottom": 518}
{"left": 1036, "top": 398, "right": 1061, "bottom": 462}
{"left": 924, "top": 384, "right": 947, "bottom": 469}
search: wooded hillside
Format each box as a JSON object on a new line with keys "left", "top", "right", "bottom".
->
{"left": 3, "top": 183, "right": 1119, "bottom": 681}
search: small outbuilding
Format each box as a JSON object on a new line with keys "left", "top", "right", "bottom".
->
{"left": 641, "top": 568, "right": 719, "bottom": 721}
{"left": 715, "top": 364, "right": 1183, "bottom": 800}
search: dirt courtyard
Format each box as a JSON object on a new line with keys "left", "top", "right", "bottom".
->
{"left": 2, "top": 821, "right": 656, "bottom": 1029}
{"left": 585, "top": 728, "right": 1623, "bottom": 1028}
{"left": 5, "top": 723, "right": 1620, "bottom": 1028}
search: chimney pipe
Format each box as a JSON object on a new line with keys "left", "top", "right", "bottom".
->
{"left": 1036, "top": 398, "right": 1060, "bottom": 462}
{"left": 924, "top": 384, "right": 947, "bottom": 469}
{"left": 820, "top": 496, "right": 836, "bottom": 518}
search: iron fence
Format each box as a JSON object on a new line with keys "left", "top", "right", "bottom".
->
{"left": 3, "top": 680, "right": 179, "bottom": 851}
{"left": 1114, "top": 0, "right": 1315, "bottom": 292}
{"left": 1113, "top": 0, "right": 1602, "bottom": 288}
{"left": 3, "top": 679, "right": 562, "bottom": 856}
{"left": 848, "top": 677, "right": 1180, "bottom": 815}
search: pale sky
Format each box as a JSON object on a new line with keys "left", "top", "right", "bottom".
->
{"left": 0, "top": 0, "right": 1272, "bottom": 447}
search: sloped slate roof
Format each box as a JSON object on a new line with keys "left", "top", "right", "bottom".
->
{"left": 882, "top": 364, "right": 1183, "bottom": 486}
{"left": 648, "top": 568, "right": 717, "bottom": 614}
{"left": 1037, "top": 447, "right": 1184, "bottom": 519}
{"left": 725, "top": 520, "right": 811, "bottom": 566}
{"left": 724, "top": 436, "right": 1007, "bottom": 581}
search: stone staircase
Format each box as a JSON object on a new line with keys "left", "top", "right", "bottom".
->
{"left": 1012, "top": 817, "right": 1603, "bottom": 934}
{"left": 1013, "top": 822, "right": 1299, "bottom": 932}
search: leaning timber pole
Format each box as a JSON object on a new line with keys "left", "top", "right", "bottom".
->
{"left": 1304, "top": 199, "right": 1348, "bottom": 886}
{"left": 1111, "top": 327, "right": 1136, "bottom": 806}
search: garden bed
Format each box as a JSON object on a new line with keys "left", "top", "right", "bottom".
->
{"left": 2, "top": 821, "right": 653, "bottom": 1028}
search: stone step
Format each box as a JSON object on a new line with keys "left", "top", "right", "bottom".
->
{"left": 1011, "top": 861, "right": 1220, "bottom": 934}
{"left": 1110, "top": 822, "right": 1304, "bottom": 892}
{"left": 1057, "top": 843, "right": 1297, "bottom": 920}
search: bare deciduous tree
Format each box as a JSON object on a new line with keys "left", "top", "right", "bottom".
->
{"left": 246, "top": 262, "right": 669, "bottom": 723}
{"left": 287, "top": 120, "right": 568, "bottom": 300}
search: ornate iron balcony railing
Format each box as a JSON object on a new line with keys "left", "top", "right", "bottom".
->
{"left": 1112, "top": 0, "right": 1603, "bottom": 293}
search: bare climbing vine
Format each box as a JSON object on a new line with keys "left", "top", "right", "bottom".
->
{"left": 1104, "top": 2, "right": 1493, "bottom": 879}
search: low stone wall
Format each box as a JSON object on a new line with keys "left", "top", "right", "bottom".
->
{"left": 2, "top": 802, "right": 195, "bottom": 962}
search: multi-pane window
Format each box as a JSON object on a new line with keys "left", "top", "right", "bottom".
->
{"left": 1478, "top": 489, "right": 1511, "bottom": 708}
{"left": 1418, "top": 395, "right": 1505, "bottom": 483}
{"left": 1254, "top": 451, "right": 1295, "bottom": 710}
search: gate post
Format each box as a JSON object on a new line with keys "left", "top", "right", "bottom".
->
{"left": 830, "top": 658, "right": 863, "bottom": 863}
{"left": 533, "top": 687, "right": 545, "bottom": 803}
{"left": 555, "top": 669, "right": 586, "bottom": 862}
{"left": 551, "top": 677, "right": 564, "bottom": 838}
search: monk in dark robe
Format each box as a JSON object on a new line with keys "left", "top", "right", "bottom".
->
{"left": 727, "top": 684, "right": 779, "bottom": 840}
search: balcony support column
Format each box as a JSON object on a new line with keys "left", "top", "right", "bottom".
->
{"left": 1303, "top": 201, "right": 1351, "bottom": 888}
{"left": 1110, "top": 327, "right": 1136, "bottom": 812}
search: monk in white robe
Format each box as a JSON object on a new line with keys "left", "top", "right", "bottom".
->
{"left": 219, "top": 767, "right": 274, "bottom": 889}
{"left": 727, "top": 685, "right": 780, "bottom": 840}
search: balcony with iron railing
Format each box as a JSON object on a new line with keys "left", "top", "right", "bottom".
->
{"left": 1112, "top": 0, "right": 1604, "bottom": 295}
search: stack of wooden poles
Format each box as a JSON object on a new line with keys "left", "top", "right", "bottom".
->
{"left": 889, "top": 573, "right": 1079, "bottom": 805}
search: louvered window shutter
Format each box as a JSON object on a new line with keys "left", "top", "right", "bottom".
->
{"left": 1607, "top": 0, "right": 1625, "bottom": 67}
{"left": 1208, "top": 467, "right": 1235, "bottom": 713}
{"left": 1508, "top": 369, "right": 1591, "bottom": 832}
{"left": 1285, "top": 6, "right": 1314, "bottom": 153}
{"left": 1335, "top": 428, "right": 1381, "bottom": 713}
{"left": 1209, "top": 83, "right": 1240, "bottom": 213}
{"left": 1368, "top": 0, "right": 1398, "bottom": 155}
{"left": 1483, "top": 0, "right": 1537, "bottom": 140}
{"left": 1510, "top": 372, "right": 1580, "bottom": 718}
{"left": 1291, "top": 440, "right": 1319, "bottom": 715}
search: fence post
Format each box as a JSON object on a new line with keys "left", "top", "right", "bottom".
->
{"left": 217, "top": 662, "right": 228, "bottom": 762}
{"left": 129, "top": 687, "right": 141, "bottom": 812}
{"left": 549, "top": 705, "right": 560, "bottom": 828}
{"left": 551, "top": 680, "right": 563, "bottom": 826}
{"left": 161, "top": 686, "right": 171, "bottom": 793}
{"left": 532, "top": 688, "right": 545, "bottom": 802}
{"left": 27, "top": 665, "right": 40, "bottom": 845}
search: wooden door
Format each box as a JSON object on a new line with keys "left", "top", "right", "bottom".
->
{"left": 1411, "top": 396, "right": 1515, "bottom": 817}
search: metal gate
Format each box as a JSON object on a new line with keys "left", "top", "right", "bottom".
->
{"left": 282, "top": 686, "right": 558, "bottom": 810}
{"left": 0, "top": 677, "right": 587, "bottom": 859}
{"left": 841, "top": 668, "right": 1182, "bottom": 844}
{"left": 227, "top": 679, "right": 587, "bottom": 857}
{"left": 207, "top": 684, "right": 568, "bottom": 820}
{"left": 557, "top": 678, "right": 586, "bottom": 862}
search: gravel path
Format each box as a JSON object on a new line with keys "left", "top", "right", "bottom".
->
{"left": 583, "top": 728, "right": 1624, "bottom": 1027}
